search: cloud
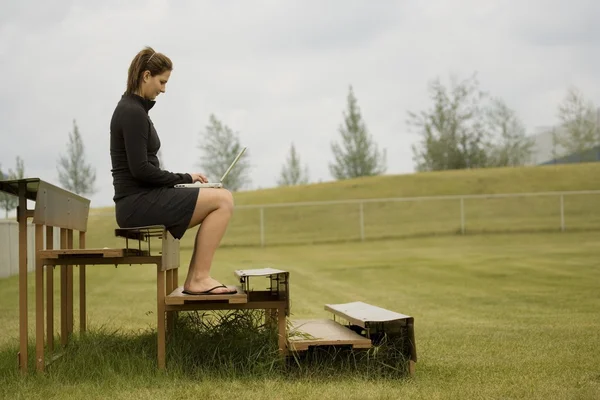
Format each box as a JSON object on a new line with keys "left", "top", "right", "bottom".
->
{"left": 0, "top": 0, "right": 598, "bottom": 208}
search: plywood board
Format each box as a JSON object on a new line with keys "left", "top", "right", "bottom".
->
{"left": 166, "top": 286, "right": 247, "bottom": 305}
{"left": 325, "top": 301, "right": 412, "bottom": 328}
{"left": 288, "top": 319, "right": 372, "bottom": 351}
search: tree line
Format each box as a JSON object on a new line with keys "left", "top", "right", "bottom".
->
{"left": 1, "top": 72, "right": 598, "bottom": 217}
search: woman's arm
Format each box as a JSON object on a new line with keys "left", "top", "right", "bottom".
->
{"left": 121, "top": 107, "right": 192, "bottom": 186}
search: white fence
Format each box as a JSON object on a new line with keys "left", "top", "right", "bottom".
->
{"left": 0, "top": 221, "right": 61, "bottom": 279}
{"left": 228, "top": 190, "right": 600, "bottom": 246}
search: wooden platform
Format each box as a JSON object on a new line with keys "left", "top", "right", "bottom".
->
{"left": 165, "top": 286, "right": 247, "bottom": 305}
{"left": 325, "top": 301, "right": 413, "bottom": 328}
{"left": 38, "top": 248, "right": 149, "bottom": 259}
{"left": 288, "top": 319, "right": 372, "bottom": 352}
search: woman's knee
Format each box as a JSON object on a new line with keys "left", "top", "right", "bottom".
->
{"left": 219, "top": 189, "right": 234, "bottom": 213}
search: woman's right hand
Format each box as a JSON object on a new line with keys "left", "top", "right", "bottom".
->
{"left": 190, "top": 173, "right": 208, "bottom": 183}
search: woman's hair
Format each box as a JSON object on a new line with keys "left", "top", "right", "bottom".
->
{"left": 126, "top": 46, "right": 173, "bottom": 95}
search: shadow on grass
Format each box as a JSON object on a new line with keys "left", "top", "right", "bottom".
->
{"left": 0, "top": 310, "right": 411, "bottom": 384}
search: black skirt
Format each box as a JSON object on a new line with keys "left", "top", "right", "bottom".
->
{"left": 115, "top": 187, "right": 199, "bottom": 240}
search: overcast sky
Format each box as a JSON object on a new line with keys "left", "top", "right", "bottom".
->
{"left": 1, "top": 0, "right": 598, "bottom": 208}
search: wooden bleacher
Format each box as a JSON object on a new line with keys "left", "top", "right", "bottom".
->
{"left": 3, "top": 177, "right": 416, "bottom": 377}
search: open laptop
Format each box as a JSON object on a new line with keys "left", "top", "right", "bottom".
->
{"left": 174, "top": 147, "right": 247, "bottom": 188}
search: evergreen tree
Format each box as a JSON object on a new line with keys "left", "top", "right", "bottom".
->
{"left": 197, "top": 114, "right": 251, "bottom": 191}
{"left": 278, "top": 143, "right": 309, "bottom": 186}
{"left": 57, "top": 119, "right": 96, "bottom": 195}
{"left": 329, "top": 86, "right": 386, "bottom": 179}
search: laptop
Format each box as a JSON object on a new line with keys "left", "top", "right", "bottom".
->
{"left": 174, "top": 147, "right": 247, "bottom": 188}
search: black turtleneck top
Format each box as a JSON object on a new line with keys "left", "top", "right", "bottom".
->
{"left": 110, "top": 94, "right": 192, "bottom": 201}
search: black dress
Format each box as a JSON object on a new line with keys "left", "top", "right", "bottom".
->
{"left": 110, "top": 93, "right": 198, "bottom": 240}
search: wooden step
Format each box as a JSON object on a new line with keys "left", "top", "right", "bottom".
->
{"left": 288, "top": 319, "right": 372, "bottom": 352}
{"left": 325, "top": 301, "right": 413, "bottom": 328}
{"left": 39, "top": 248, "right": 149, "bottom": 259}
{"left": 165, "top": 286, "right": 247, "bottom": 305}
{"left": 234, "top": 268, "right": 288, "bottom": 278}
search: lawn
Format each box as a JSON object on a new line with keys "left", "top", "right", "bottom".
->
{"left": 1, "top": 231, "right": 599, "bottom": 399}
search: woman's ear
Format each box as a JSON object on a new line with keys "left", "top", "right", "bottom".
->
{"left": 143, "top": 70, "right": 150, "bottom": 82}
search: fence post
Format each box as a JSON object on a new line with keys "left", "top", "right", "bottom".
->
{"left": 359, "top": 202, "right": 365, "bottom": 241}
{"left": 560, "top": 194, "right": 565, "bottom": 232}
{"left": 460, "top": 197, "right": 465, "bottom": 234}
{"left": 259, "top": 207, "right": 265, "bottom": 247}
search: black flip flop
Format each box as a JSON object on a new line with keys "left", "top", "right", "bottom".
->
{"left": 182, "top": 285, "right": 237, "bottom": 295}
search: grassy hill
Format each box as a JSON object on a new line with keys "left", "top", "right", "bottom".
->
{"left": 86, "top": 163, "right": 600, "bottom": 249}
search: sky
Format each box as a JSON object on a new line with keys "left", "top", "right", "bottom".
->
{"left": 1, "top": 0, "right": 599, "bottom": 208}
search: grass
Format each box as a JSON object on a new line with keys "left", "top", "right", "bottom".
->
{"left": 1, "top": 231, "right": 599, "bottom": 399}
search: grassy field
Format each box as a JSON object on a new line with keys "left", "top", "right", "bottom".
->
{"left": 1, "top": 232, "right": 599, "bottom": 399}
{"left": 1, "top": 163, "right": 599, "bottom": 398}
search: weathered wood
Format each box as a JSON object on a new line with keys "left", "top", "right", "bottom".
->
{"left": 325, "top": 301, "right": 413, "bottom": 328}
{"left": 35, "top": 224, "right": 44, "bottom": 372}
{"left": 18, "top": 183, "right": 28, "bottom": 373}
{"left": 166, "top": 286, "right": 247, "bottom": 305}
{"left": 79, "top": 231, "right": 86, "bottom": 333}
{"left": 39, "top": 248, "right": 149, "bottom": 259}
{"left": 288, "top": 319, "right": 372, "bottom": 352}
{"left": 45, "top": 226, "right": 54, "bottom": 352}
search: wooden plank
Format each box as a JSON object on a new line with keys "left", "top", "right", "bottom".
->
{"left": 288, "top": 319, "right": 372, "bottom": 352}
{"left": 39, "top": 248, "right": 149, "bottom": 259}
{"left": 66, "top": 230, "right": 73, "bottom": 336}
{"left": 79, "top": 231, "right": 86, "bottom": 333}
{"left": 165, "top": 286, "right": 247, "bottom": 305}
{"left": 325, "top": 301, "right": 413, "bottom": 328}
{"left": 41, "top": 255, "right": 161, "bottom": 267}
{"left": 18, "top": 183, "right": 28, "bottom": 373}
{"left": 45, "top": 226, "right": 54, "bottom": 352}
{"left": 35, "top": 224, "right": 44, "bottom": 372}
{"left": 234, "top": 268, "right": 288, "bottom": 278}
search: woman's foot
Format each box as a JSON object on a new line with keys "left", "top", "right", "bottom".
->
{"left": 183, "top": 276, "right": 236, "bottom": 295}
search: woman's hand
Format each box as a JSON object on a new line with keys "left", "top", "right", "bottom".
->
{"left": 190, "top": 173, "right": 209, "bottom": 183}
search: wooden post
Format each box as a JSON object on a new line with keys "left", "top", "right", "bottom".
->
{"left": 67, "top": 230, "right": 74, "bottom": 335}
{"left": 46, "top": 226, "right": 54, "bottom": 352}
{"left": 60, "top": 228, "right": 68, "bottom": 347}
{"left": 277, "top": 305, "right": 287, "bottom": 355}
{"left": 79, "top": 231, "right": 86, "bottom": 333}
{"left": 35, "top": 224, "right": 45, "bottom": 372}
{"left": 166, "top": 269, "right": 174, "bottom": 333}
{"left": 157, "top": 264, "right": 166, "bottom": 369}
{"left": 18, "top": 182, "right": 28, "bottom": 373}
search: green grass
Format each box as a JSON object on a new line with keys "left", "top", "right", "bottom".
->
{"left": 1, "top": 232, "right": 600, "bottom": 399}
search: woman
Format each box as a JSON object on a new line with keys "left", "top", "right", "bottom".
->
{"left": 110, "top": 46, "right": 236, "bottom": 295}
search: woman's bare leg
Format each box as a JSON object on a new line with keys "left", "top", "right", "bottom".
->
{"left": 183, "top": 188, "right": 235, "bottom": 294}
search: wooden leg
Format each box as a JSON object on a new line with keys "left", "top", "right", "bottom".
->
{"left": 166, "top": 269, "right": 174, "bottom": 333}
{"left": 157, "top": 266, "right": 166, "bottom": 369}
{"left": 60, "top": 229, "right": 68, "bottom": 347}
{"left": 46, "top": 226, "right": 54, "bottom": 353}
{"left": 66, "top": 230, "right": 74, "bottom": 336}
{"left": 17, "top": 185, "right": 28, "bottom": 374}
{"left": 35, "top": 224, "right": 44, "bottom": 372}
{"left": 79, "top": 232, "right": 86, "bottom": 334}
{"left": 277, "top": 306, "right": 287, "bottom": 355}
{"left": 409, "top": 360, "right": 416, "bottom": 377}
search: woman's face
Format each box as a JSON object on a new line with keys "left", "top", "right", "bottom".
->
{"left": 141, "top": 70, "right": 171, "bottom": 100}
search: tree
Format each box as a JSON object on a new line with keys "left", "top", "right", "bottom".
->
{"left": 554, "top": 87, "right": 599, "bottom": 162}
{"left": 57, "top": 119, "right": 96, "bottom": 196}
{"left": 197, "top": 114, "right": 251, "bottom": 192}
{"left": 329, "top": 86, "right": 387, "bottom": 179}
{"left": 485, "top": 98, "right": 535, "bottom": 167}
{"left": 408, "top": 73, "right": 489, "bottom": 172}
{"left": 0, "top": 156, "right": 25, "bottom": 218}
{"left": 278, "top": 143, "right": 309, "bottom": 186}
